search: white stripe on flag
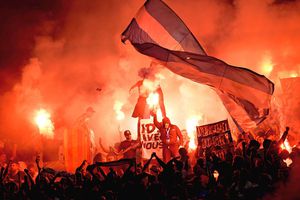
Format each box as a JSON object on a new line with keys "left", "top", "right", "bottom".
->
{"left": 165, "top": 60, "right": 272, "bottom": 106}
{"left": 136, "top": 6, "right": 184, "bottom": 51}
{"left": 216, "top": 90, "right": 258, "bottom": 129}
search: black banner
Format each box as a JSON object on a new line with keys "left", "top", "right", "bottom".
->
{"left": 197, "top": 120, "right": 233, "bottom": 159}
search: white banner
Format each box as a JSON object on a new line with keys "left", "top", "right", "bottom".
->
{"left": 140, "top": 119, "right": 163, "bottom": 159}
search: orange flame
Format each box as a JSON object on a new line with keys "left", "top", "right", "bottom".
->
{"left": 186, "top": 115, "right": 202, "bottom": 150}
{"left": 146, "top": 92, "right": 159, "bottom": 107}
{"left": 34, "top": 109, "right": 54, "bottom": 139}
{"left": 280, "top": 139, "right": 292, "bottom": 153}
{"left": 280, "top": 136, "right": 293, "bottom": 167}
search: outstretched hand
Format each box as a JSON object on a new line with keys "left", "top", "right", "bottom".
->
{"left": 150, "top": 109, "right": 157, "bottom": 117}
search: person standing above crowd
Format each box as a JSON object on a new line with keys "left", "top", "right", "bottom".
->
{"left": 118, "top": 130, "right": 141, "bottom": 160}
{"left": 129, "top": 64, "right": 167, "bottom": 119}
{"left": 152, "top": 112, "right": 183, "bottom": 162}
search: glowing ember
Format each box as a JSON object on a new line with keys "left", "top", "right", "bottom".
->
{"left": 146, "top": 92, "right": 159, "bottom": 107}
{"left": 113, "top": 101, "right": 125, "bottom": 121}
{"left": 186, "top": 115, "right": 202, "bottom": 150}
{"left": 34, "top": 109, "right": 54, "bottom": 139}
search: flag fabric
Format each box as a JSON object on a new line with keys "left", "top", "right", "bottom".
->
{"left": 121, "top": 0, "right": 274, "bottom": 131}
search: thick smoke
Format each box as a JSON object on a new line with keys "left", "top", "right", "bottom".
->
{"left": 0, "top": 0, "right": 300, "bottom": 149}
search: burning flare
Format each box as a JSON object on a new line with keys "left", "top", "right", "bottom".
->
{"left": 34, "top": 108, "right": 54, "bottom": 139}
{"left": 146, "top": 92, "right": 159, "bottom": 108}
{"left": 280, "top": 139, "right": 293, "bottom": 167}
{"left": 147, "top": 92, "right": 163, "bottom": 119}
{"left": 280, "top": 139, "right": 292, "bottom": 153}
{"left": 186, "top": 115, "right": 202, "bottom": 150}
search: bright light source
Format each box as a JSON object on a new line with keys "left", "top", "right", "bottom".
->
{"left": 34, "top": 108, "right": 54, "bottom": 139}
{"left": 186, "top": 115, "right": 202, "bottom": 150}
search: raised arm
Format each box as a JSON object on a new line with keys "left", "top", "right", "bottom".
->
{"left": 152, "top": 113, "right": 162, "bottom": 129}
{"left": 35, "top": 156, "right": 42, "bottom": 175}
{"left": 278, "top": 127, "right": 290, "bottom": 144}
{"left": 76, "top": 160, "right": 87, "bottom": 174}
{"left": 153, "top": 152, "right": 167, "bottom": 170}
{"left": 24, "top": 169, "right": 34, "bottom": 186}
{"left": 1, "top": 160, "right": 11, "bottom": 183}
{"left": 129, "top": 80, "right": 143, "bottom": 92}
{"left": 98, "top": 137, "right": 110, "bottom": 154}
{"left": 156, "top": 86, "right": 166, "bottom": 118}
{"left": 142, "top": 153, "right": 154, "bottom": 172}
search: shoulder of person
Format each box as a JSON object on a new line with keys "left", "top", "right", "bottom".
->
{"left": 171, "top": 125, "right": 179, "bottom": 129}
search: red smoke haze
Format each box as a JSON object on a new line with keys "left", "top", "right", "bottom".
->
{"left": 0, "top": 0, "right": 300, "bottom": 147}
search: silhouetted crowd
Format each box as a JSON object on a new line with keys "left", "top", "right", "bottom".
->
{"left": 1, "top": 136, "right": 300, "bottom": 200}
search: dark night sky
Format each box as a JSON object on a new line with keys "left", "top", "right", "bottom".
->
{"left": 0, "top": 0, "right": 70, "bottom": 93}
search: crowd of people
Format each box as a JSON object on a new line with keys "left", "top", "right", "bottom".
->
{"left": 1, "top": 128, "right": 300, "bottom": 200}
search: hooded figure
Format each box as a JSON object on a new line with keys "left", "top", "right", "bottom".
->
{"left": 153, "top": 114, "right": 183, "bottom": 162}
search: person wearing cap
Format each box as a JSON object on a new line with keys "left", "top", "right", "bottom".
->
{"left": 152, "top": 113, "right": 183, "bottom": 162}
{"left": 118, "top": 130, "right": 141, "bottom": 159}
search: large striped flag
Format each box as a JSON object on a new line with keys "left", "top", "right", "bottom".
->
{"left": 121, "top": 0, "right": 274, "bottom": 131}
